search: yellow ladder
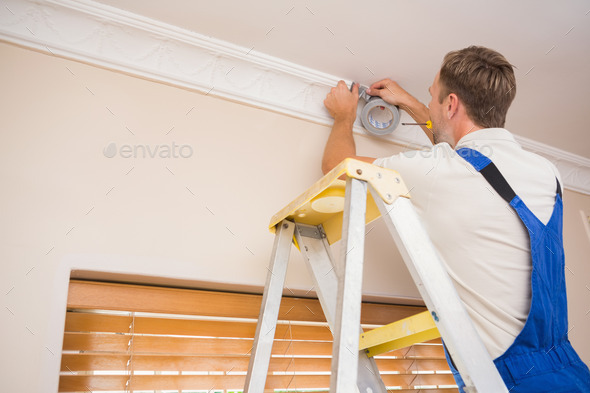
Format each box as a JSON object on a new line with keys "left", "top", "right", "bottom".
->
{"left": 244, "top": 159, "right": 508, "bottom": 393}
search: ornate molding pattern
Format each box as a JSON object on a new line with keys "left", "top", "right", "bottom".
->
{"left": 1, "top": 0, "right": 589, "bottom": 195}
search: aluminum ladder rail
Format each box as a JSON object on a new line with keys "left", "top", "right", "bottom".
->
{"left": 244, "top": 158, "right": 509, "bottom": 393}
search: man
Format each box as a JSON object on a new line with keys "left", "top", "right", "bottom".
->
{"left": 322, "top": 46, "right": 590, "bottom": 392}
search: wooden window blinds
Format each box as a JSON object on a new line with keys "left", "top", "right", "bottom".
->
{"left": 59, "top": 280, "right": 458, "bottom": 392}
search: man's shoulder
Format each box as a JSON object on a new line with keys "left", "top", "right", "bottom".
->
{"left": 373, "top": 131, "right": 561, "bottom": 191}
{"left": 458, "top": 128, "right": 560, "bottom": 174}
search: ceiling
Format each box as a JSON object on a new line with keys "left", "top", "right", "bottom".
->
{"left": 94, "top": 0, "right": 590, "bottom": 158}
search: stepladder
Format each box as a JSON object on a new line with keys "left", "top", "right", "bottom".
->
{"left": 244, "top": 158, "right": 509, "bottom": 393}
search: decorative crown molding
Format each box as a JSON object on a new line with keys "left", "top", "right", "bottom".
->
{"left": 2, "top": 0, "right": 589, "bottom": 195}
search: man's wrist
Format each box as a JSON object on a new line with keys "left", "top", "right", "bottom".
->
{"left": 332, "top": 115, "right": 356, "bottom": 128}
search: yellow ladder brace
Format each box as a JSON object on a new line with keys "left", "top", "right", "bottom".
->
{"left": 359, "top": 310, "right": 441, "bottom": 357}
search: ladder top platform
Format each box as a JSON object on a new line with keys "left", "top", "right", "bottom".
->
{"left": 269, "top": 158, "right": 410, "bottom": 244}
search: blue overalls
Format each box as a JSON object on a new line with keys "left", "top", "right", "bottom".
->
{"left": 443, "top": 148, "right": 590, "bottom": 392}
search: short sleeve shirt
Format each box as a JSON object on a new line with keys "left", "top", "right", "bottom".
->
{"left": 373, "top": 128, "right": 562, "bottom": 359}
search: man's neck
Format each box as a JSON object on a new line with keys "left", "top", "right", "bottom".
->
{"left": 452, "top": 121, "right": 483, "bottom": 147}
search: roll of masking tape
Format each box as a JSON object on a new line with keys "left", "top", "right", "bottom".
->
{"left": 360, "top": 96, "right": 400, "bottom": 136}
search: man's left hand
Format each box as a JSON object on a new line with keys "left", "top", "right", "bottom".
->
{"left": 324, "top": 81, "right": 359, "bottom": 124}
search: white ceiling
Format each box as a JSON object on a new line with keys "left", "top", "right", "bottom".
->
{"left": 94, "top": 0, "right": 590, "bottom": 158}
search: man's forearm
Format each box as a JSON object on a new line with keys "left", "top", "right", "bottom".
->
{"left": 400, "top": 97, "right": 433, "bottom": 144}
{"left": 321, "top": 117, "right": 356, "bottom": 174}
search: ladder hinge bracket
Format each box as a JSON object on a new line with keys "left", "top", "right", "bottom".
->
{"left": 343, "top": 159, "right": 410, "bottom": 204}
{"left": 296, "top": 224, "right": 324, "bottom": 239}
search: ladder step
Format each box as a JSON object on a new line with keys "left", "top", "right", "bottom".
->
{"left": 360, "top": 311, "right": 441, "bottom": 357}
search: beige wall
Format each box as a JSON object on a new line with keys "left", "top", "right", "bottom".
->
{"left": 0, "top": 42, "right": 589, "bottom": 391}
{"left": 562, "top": 190, "right": 590, "bottom": 365}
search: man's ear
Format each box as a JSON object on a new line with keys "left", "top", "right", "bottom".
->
{"left": 447, "top": 93, "right": 459, "bottom": 119}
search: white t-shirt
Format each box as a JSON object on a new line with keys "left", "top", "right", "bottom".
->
{"left": 373, "top": 128, "right": 562, "bottom": 359}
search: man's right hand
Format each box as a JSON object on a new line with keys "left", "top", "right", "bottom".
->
{"left": 366, "top": 79, "right": 413, "bottom": 108}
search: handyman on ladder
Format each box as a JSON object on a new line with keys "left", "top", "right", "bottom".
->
{"left": 321, "top": 46, "right": 590, "bottom": 392}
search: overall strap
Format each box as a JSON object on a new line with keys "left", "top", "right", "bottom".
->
{"left": 457, "top": 148, "right": 562, "bottom": 202}
{"left": 456, "top": 148, "right": 516, "bottom": 203}
{"left": 556, "top": 178, "right": 562, "bottom": 198}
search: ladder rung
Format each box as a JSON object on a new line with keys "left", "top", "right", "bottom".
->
{"left": 359, "top": 311, "right": 441, "bottom": 357}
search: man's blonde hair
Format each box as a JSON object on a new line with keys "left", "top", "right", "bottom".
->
{"left": 439, "top": 46, "right": 516, "bottom": 128}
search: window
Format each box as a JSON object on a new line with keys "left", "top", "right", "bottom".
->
{"left": 59, "top": 280, "right": 456, "bottom": 392}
